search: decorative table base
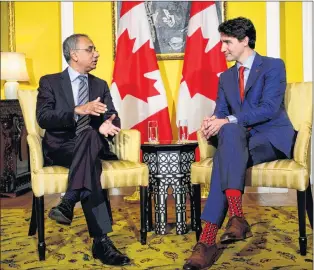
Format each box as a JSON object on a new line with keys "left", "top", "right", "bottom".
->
{"left": 141, "top": 141, "right": 198, "bottom": 235}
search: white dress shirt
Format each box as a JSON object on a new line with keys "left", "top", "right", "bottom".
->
{"left": 67, "top": 66, "right": 88, "bottom": 121}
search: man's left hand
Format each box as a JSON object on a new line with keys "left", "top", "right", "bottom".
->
{"left": 99, "top": 114, "right": 121, "bottom": 137}
{"left": 203, "top": 118, "right": 229, "bottom": 139}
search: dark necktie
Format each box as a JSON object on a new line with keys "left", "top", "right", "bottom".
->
{"left": 238, "top": 66, "right": 245, "bottom": 102}
{"left": 76, "top": 75, "right": 90, "bottom": 135}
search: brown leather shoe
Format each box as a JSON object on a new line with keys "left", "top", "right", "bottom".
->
{"left": 220, "top": 216, "right": 253, "bottom": 244}
{"left": 183, "top": 242, "right": 222, "bottom": 270}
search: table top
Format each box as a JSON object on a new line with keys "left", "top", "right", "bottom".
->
{"left": 141, "top": 140, "right": 198, "bottom": 150}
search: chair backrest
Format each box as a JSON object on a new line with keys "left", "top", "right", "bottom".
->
{"left": 284, "top": 82, "right": 313, "bottom": 131}
{"left": 18, "top": 90, "right": 45, "bottom": 138}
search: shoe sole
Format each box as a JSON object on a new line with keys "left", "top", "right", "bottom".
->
{"left": 183, "top": 248, "right": 223, "bottom": 270}
{"left": 220, "top": 231, "right": 253, "bottom": 244}
{"left": 48, "top": 209, "right": 71, "bottom": 225}
{"left": 201, "top": 249, "right": 223, "bottom": 270}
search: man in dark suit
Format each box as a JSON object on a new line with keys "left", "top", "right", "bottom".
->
{"left": 183, "top": 17, "right": 295, "bottom": 270}
{"left": 36, "top": 34, "right": 130, "bottom": 266}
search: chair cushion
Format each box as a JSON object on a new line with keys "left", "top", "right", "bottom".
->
{"left": 191, "top": 158, "right": 309, "bottom": 191}
{"left": 32, "top": 161, "right": 148, "bottom": 197}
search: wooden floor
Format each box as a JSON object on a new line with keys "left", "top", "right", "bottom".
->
{"left": 0, "top": 188, "right": 297, "bottom": 210}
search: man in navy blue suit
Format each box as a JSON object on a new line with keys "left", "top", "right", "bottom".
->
{"left": 183, "top": 17, "right": 295, "bottom": 270}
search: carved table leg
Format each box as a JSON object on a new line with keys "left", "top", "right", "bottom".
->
{"left": 154, "top": 184, "right": 168, "bottom": 235}
{"left": 173, "top": 184, "right": 188, "bottom": 235}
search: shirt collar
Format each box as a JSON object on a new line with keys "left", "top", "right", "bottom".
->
{"left": 67, "top": 66, "right": 88, "bottom": 82}
{"left": 237, "top": 51, "right": 256, "bottom": 71}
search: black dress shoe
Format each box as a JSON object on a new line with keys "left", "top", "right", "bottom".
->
{"left": 48, "top": 199, "right": 74, "bottom": 225}
{"left": 92, "top": 236, "right": 131, "bottom": 266}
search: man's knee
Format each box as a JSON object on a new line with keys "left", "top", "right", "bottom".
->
{"left": 219, "top": 123, "right": 243, "bottom": 134}
{"left": 79, "top": 128, "right": 102, "bottom": 141}
{"left": 83, "top": 128, "right": 98, "bottom": 136}
{"left": 76, "top": 128, "right": 104, "bottom": 148}
{"left": 218, "top": 123, "right": 246, "bottom": 140}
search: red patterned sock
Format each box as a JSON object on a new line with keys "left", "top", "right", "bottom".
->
{"left": 226, "top": 189, "right": 244, "bottom": 218}
{"left": 199, "top": 221, "right": 218, "bottom": 246}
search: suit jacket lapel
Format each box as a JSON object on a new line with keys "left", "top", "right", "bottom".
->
{"left": 61, "top": 68, "right": 75, "bottom": 108}
{"left": 245, "top": 53, "right": 263, "bottom": 94}
{"left": 88, "top": 74, "right": 97, "bottom": 102}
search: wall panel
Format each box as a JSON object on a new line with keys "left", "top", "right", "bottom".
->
{"left": 280, "top": 2, "right": 303, "bottom": 83}
{"left": 73, "top": 2, "right": 114, "bottom": 83}
{"left": 226, "top": 2, "right": 267, "bottom": 59}
{"left": 15, "top": 2, "right": 61, "bottom": 89}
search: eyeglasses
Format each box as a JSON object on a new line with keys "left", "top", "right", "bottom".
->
{"left": 74, "top": 46, "right": 98, "bottom": 53}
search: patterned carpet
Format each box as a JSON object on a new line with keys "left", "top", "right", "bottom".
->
{"left": 0, "top": 206, "right": 312, "bottom": 270}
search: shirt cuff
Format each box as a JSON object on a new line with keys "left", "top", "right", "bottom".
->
{"left": 226, "top": 115, "right": 238, "bottom": 124}
{"left": 74, "top": 106, "right": 78, "bottom": 121}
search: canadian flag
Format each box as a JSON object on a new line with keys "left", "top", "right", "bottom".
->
{"left": 111, "top": 2, "right": 172, "bottom": 142}
{"left": 176, "top": 2, "right": 227, "bottom": 141}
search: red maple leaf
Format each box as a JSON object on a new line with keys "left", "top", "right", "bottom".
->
{"left": 182, "top": 28, "right": 227, "bottom": 100}
{"left": 113, "top": 30, "right": 160, "bottom": 102}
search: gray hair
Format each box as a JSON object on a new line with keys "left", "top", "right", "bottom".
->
{"left": 63, "top": 34, "right": 90, "bottom": 63}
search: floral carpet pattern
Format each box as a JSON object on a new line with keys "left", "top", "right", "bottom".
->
{"left": 0, "top": 206, "right": 312, "bottom": 270}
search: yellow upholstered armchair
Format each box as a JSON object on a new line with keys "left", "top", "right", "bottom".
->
{"left": 190, "top": 82, "right": 313, "bottom": 256}
{"left": 18, "top": 89, "right": 149, "bottom": 261}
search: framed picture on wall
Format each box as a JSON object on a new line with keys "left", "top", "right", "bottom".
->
{"left": 112, "top": 1, "right": 226, "bottom": 61}
{"left": 1, "top": 1, "right": 15, "bottom": 52}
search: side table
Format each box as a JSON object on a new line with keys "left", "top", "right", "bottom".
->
{"left": 0, "top": 100, "right": 31, "bottom": 197}
{"left": 141, "top": 140, "right": 198, "bottom": 235}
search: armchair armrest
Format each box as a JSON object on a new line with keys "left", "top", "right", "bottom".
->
{"left": 293, "top": 122, "right": 312, "bottom": 172}
{"left": 197, "top": 130, "right": 216, "bottom": 160}
{"left": 27, "top": 134, "right": 44, "bottom": 172}
{"left": 111, "top": 129, "right": 141, "bottom": 162}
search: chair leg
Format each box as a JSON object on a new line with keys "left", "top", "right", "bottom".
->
{"left": 140, "top": 186, "right": 148, "bottom": 245}
{"left": 103, "top": 189, "right": 113, "bottom": 224}
{"left": 193, "top": 184, "right": 202, "bottom": 242}
{"left": 297, "top": 190, "right": 307, "bottom": 256}
{"left": 35, "top": 196, "right": 46, "bottom": 260}
{"left": 147, "top": 189, "right": 153, "bottom": 232}
{"left": 305, "top": 184, "right": 313, "bottom": 229}
{"left": 28, "top": 194, "right": 37, "bottom": 236}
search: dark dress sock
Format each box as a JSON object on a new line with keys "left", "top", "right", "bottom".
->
{"left": 63, "top": 190, "right": 81, "bottom": 206}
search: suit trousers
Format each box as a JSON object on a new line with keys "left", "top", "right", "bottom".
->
{"left": 46, "top": 128, "right": 116, "bottom": 237}
{"left": 201, "top": 123, "right": 287, "bottom": 227}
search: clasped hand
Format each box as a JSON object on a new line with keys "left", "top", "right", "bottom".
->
{"left": 200, "top": 115, "right": 228, "bottom": 139}
{"left": 74, "top": 97, "right": 107, "bottom": 116}
{"left": 99, "top": 114, "right": 121, "bottom": 137}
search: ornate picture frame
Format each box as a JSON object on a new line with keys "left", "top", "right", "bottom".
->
{"left": 0, "top": 1, "right": 15, "bottom": 52}
{"left": 112, "top": 2, "right": 226, "bottom": 61}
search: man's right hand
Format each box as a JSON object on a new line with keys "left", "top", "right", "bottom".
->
{"left": 200, "top": 115, "right": 217, "bottom": 138}
{"left": 74, "top": 97, "right": 107, "bottom": 116}
{"left": 99, "top": 114, "right": 121, "bottom": 137}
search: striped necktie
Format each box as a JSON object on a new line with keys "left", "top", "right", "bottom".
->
{"left": 76, "top": 75, "right": 90, "bottom": 135}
